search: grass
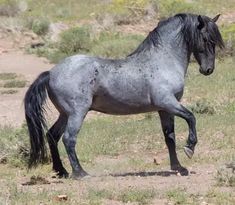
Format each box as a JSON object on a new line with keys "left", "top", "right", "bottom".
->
{"left": 206, "top": 189, "right": 235, "bottom": 205}
{"left": 3, "top": 79, "right": 27, "bottom": 88}
{"left": 0, "top": 73, "right": 27, "bottom": 89}
{"left": 166, "top": 188, "right": 188, "bottom": 204}
{"left": 118, "top": 188, "right": 156, "bottom": 204}
{"left": 87, "top": 188, "right": 156, "bottom": 205}
{"left": 0, "top": 73, "right": 17, "bottom": 80}
{"left": 0, "top": 89, "right": 18, "bottom": 94}
{"left": 215, "top": 167, "right": 235, "bottom": 187}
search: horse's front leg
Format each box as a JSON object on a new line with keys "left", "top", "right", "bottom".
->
{"left": 155, "top": 95, "right": 197, "bottom": 159}
{"left": 158, "top": 111, "right": 189, "bottom": 175}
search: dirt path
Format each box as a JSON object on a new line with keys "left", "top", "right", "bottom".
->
{"left": 0, "top": 38, "right": 100, "bottom": 127}
{"left": 0, "top": 37, "right": 53, "bottom": 127}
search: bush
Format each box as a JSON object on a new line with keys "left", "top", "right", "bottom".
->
{"left": 31, "top": 18, "right": 50, "bottom": 36}
{"left": 108, "top": 0, "right": 150, "bottom": 25}
{"left": 91, "top": 32, "right": 144, "bottom": 58}
{"left": 188, "top": 99, "right": 216, "bottom": 115}
{"left": 59, "top": 26, "right": 92, "bottom": 55}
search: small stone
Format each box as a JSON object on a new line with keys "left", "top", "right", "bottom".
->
{"left": 177, "top": 172, "right": 182, "bottom": 176}
{"left": 153, "top": 158, "right": 161, "bottom": 165}
{"left": 55, "top": 195, "right": 68, "bottom": 201}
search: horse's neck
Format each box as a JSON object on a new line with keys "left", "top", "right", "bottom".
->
{"left": 150, "top": 42, "right": 190, "bottom": 76}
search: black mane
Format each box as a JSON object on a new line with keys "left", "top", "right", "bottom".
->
{"left": 128, "top": 13, "right": 224, "bottom": 57}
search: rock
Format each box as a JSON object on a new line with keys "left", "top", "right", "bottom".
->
{"left": 153, "top": 157, "right": 161, "bottom": 165}
{"left": 55, "top": 195, "right": 68, "bottom": 201}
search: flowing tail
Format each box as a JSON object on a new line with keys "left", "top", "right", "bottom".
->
{"left": 24, "top": 71, "right": 50, "bottom": 168}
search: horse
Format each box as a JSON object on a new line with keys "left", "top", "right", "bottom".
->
{"left": 24, "top": 13, "right": 224, "bottom": 179}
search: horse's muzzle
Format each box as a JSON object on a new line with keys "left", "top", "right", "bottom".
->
{"left": 199, "top": 67, "right": 214, "bottom": 76}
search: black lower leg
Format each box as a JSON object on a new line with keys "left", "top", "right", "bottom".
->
{"left": 159, "top": 111, "right": 188, "bottom": 176}
{"left": 47, "top": 115, "right": 68, "bottom": 178}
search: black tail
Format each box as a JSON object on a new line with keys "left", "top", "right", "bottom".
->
{"left": 24, "top": 71, "right": 50, "bottom": 168}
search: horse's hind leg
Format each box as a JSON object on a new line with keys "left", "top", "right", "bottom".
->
{"left": 158, "top": 111, "right": 188, "bottom": 176}
{"left": 62, "top": 106, "right": 89, "bottom": 179}
{"left": 47, "top": 114, "right": 68, "bottom": 178}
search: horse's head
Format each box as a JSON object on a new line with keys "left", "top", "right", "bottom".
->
{"left": 193, "top": 14, "right": 224, "bottom": 76}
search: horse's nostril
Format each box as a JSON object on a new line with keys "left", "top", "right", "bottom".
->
{"left": 206, "top": 68, "right": 212, "bottom": 74}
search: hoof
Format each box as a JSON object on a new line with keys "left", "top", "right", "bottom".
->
{"left": 171, "top": 166, "right": 189, "bottom": 176}
{"left": 57, "top": 171, "right": 69, "bottom": 179}
{"left": 71, "top": 170, "right": 90, "bottom": 180}
{"left": 184, "top": 146, "right": 194, "bottom": 159}
{"left": 54, "top": 169, "right": 69, "bottom": 178}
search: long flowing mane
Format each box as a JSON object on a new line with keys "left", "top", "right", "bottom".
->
{"left": 128, "top": 13, "right": 224, "bottom": 57}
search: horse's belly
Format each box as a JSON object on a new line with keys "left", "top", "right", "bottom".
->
{"left": 90, "top": 95, "right": 157, "bottom": 115}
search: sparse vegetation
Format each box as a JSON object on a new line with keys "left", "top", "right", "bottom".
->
{"left": 188, "top": 99, "right": 216, "bottom": 115}
{"left": 206, "top": 189, "right": 235, "bottom": 205}
{"left": 3, "top": 79, "right": 27, "bottom": 88}
{"left": 27, "top": 17, "right": 50, "bottom": 36}
{"left": 166, "top": 188, "right": 188, "bottom": 205}
{"left": 215, "top": 167, "right": 235, "bottom": 187}
{"left": 0, "top": 125, "right": 29, "bottom": 167}
{"left": 0, "top": 89, "right": 18, "bottom": 94}
{"left": 87, "top": 188, "right": 156, "bottom": 205}
{"left": 29, "top": 29, "right": 144, "bottom": 63}
{"left": 0, "top": 73, "right": 17, "bottom": 80}
{"left": 0, "top": 0, "right": 20, "bottom": 17}
{"left": 59, "top": 26, "right": 92, "bottom": 54}
{"left": 118, "top": 188, "right": 156, "bottom": 204}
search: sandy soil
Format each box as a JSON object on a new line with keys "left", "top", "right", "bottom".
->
{"left": 0, "top": 37, "right": 53, "bottom": 126}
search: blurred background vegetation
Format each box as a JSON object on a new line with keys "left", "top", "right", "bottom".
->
{"left": 0, "top": 0, "right": 234, "bottom": 62}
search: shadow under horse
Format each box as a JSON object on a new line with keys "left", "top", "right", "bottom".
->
{"left": 24, "top": 13, "right": 224, "bottom": 179}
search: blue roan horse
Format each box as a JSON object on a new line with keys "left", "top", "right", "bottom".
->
{"left": 24, "top": 13, "right": 224, "bottom": 179}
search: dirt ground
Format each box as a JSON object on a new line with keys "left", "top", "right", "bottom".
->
{"left": 0, "top": 33, "right": 234, "bottom": 205}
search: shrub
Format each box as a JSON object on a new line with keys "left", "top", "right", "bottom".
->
{"left": 108, "top": 0, "right": 150, "bottom": 25}
{"left": 188, "top": 99, "right": 216, "bottom": 115}
{"left": 58, "top": 26, "right": 92, "bottom": 55}
{"left": 91, "top": 32, "right": 144, "bottom": 58}
{"left": 30, "top": 18, "right": 50, "bottom": 36}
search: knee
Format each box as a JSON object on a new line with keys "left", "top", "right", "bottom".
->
{"left": 62, "top": 134, "right": 75, "bottom": 148}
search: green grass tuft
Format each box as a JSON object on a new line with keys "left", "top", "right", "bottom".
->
{"left": 118, "top": 188, "right": 156, "bottom": 204}
{"left": 3, "top": 80, "right": 27, "bottom": 88}
{"left": 0, "top": 73, "right": 17, "bottom": 80}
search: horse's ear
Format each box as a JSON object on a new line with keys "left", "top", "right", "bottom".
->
{"left": 212, "top": 14, "right": 220, "bottom": 22}
{"left": 197, "top": 15, "right": 205, "bottom": 30}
